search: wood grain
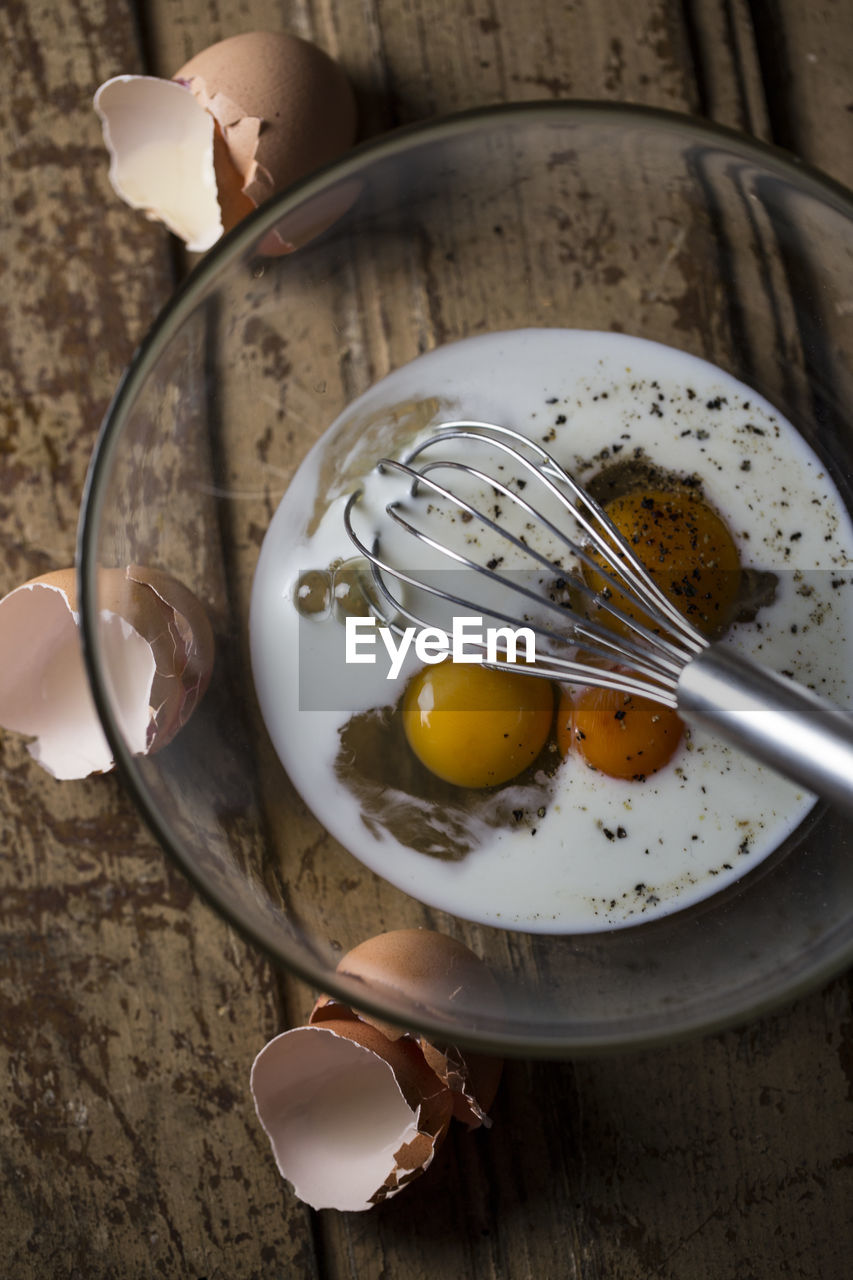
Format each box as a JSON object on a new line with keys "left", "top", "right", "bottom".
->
{"left": 0, "top": 1, "right": 315, "bottom": 1274}
{"left": 749, "top": 0, "right": 853, "bottom": 185}
{"left": 1, "top": 0, "right": 851, "bottom": 1277}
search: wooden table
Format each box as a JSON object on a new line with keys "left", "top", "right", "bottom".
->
{"left": 3, "top": 1, "right": 852, "bottom": 1276}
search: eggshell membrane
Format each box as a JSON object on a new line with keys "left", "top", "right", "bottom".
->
{"left": 0, "top": 568, "right": 151, "bottom": 778}
{"left": 174, "top": 30, "right": 357, "bottom": 224}
{"left": 94, "top": 75, "right": 223, "bottom": 251}
{"left": 313, "top": 928, "right": 504, "bottom": 1129}
{"left": 0, "top": 565, "right": 213, "bottom": 779}
{"left": 250, "top": 1020, "right": 453, "bottom": 1212}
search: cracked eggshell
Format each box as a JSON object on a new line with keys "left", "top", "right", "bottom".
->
{"left": 95, "top": 31, "right": 357, "bottom": 252}
{"left": 0, "top": 566, "right": 213, "bottom": 779}
{"left": 312, "top": 928, "right": 504, "bottom": 1130}
{"left": 260, "top": 175, "right": 364, "bottom": 255}
{"left": 94, "top": 75, "right": 223, "bottom": 252}
{"left": 174, "top": 31, "right": 357, "bottom": 216}
{"left": 250, "top": 1018, "right": 454, "bottom": 1212}
{"left": 98, "top": 565, "right": 215, "bottom": 754}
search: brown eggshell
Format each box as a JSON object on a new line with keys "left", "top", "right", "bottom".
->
{"left": 261, "top": 177, "right": 364, "bottom": 254}
{"left": 316, "top": 929, "right": 505, "bottom": 1129}
{"left": 250, "top": 1018, "right": 453, "bottom": 1211}
{"left": 211, "top": 120, "right": 256, "bottom": 234}
{"left": 0, "top": 567, "right": 151, "bottom": 778}
{"left": 420, "top": 1040, "right": 503, "bottom": 1129}
{"left": 114, "top": 565, "right": 214, "bottom": 751}
{"left": 174, "top": 31, "right": 357, "bottom": 224}
{"left": 86, "top": 565, "right": 214, "bottom": 754}
{"left": 0, "top": 565, "right": 214, "bottom": 779}
{"left": 27, "top": 567, "right": 77, "bottom": 601}
{"left": 337, "top": 929, "right": 505, "bottom": 1028}
{"left": 321, "top": 1017, "right": 454, "bottom": 1150}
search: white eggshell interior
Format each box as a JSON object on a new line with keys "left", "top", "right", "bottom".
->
{"left": 98, "top": 609, "right": 158, "bottom": 758}
{"left": 251, "top": 1027, "right": 423, "bottom": 1213}
{"left": 94, "top": 75, "right": 223, "bottom": 252}
{"left": 0, "top": 583, "right": 155, "bottom": 780}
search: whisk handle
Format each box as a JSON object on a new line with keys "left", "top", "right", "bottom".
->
{"left": 677, "top": 645, "right": 853, "bottom": 816}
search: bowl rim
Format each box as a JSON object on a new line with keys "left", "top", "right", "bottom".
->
{"left": 78, "top": 98, "right": 853, "bottom": 1057}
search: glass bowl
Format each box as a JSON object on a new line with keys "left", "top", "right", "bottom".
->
{"left": 79, "top": 102, "right": 853, "bottom": 1056}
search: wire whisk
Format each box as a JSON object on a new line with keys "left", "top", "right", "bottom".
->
{"left": 344, "top": 420, "right": 853, "bottom": 815}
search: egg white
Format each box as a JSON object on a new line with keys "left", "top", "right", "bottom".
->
{"left": 250, "top": 330, "right": 853, "bottom": 933}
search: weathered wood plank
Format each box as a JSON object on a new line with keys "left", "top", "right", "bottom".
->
{"left": 293, "top": 3, "right": 851, "bottom": 1276}
{"left": 684, "top": 0, "right": 772, "bottom": 138}
{"left": 0, "top": 1, "right": 318, "bottom": 1275}
{"left": 2, "top": 0, "right": 852, "bottom": 1277}
{"left": 133, "top": 2, "right": 853, "bottom": 1279}
{"left": 750, "top": 0, "right": 853, "bottom": 186}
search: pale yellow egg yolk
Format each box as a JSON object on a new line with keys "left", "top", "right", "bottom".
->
{"left": 402, "top": 661, "right": 553, "bottom": 788}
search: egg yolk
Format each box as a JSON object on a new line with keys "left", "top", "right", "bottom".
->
{"left": 556, "top": 686, "right": 683, "bottom": 780}
{"left": 588, "top": 488, "right": 741, "bottom": 636}
{"left": 402, "top": 661, "right": 554, "bottom": 788}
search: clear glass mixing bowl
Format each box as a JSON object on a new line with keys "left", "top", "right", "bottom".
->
{"left": 79, "top": 103, "right": 853, "bottom": 1055}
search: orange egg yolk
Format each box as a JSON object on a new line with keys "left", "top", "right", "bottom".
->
{"left": 557, "top": 686, "right": 683, "bottom": 780}
{"left": 402, "top": 661, "right": 554, "bottom": 788}
{"left": 588, "top": 488, "right": 741, "bottom": 636}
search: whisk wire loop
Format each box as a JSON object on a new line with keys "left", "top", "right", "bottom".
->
{"left": 410, "top": 421, "right": 706, "bottom": 653}
{"left": 342, "top": 419, "right": 853, "bottom": 814}
{"left": 342, "top": 420, "right": 712, "bottom": 703}
{"left": 380, "top": 459, "right": 691, "bottom": 677}
{"left": 344, "top": 506, "right": 684, "bottom": 700}
{"left": 399, "top": 457, "right": 694, "bottom": 671}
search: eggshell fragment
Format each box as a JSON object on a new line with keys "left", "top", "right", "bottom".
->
{"left": 174, "top": 31, "right": 357, "bottom": 218}
{"left": 252, "top": 930, "right": 504, "bottom": 1210}
{"left": 0, "top": 566, "right": 213, "bottom": 779}
{"left": 94, "top": 31, "right": 357, "bottom": 250}
{"left": 250, "top": 1019, "right": 453, "bottom": 1212}
{"left": 318, "top": 928, "right": 505, "bottom": 1129}
{"left": 94, "top": 76, "right": 223, "bottom": 251}
{"left": 261, "top": 177, "right": 363, "bottom": 255}
{"left": 99, "top": 565, "right": 215, "bottom": 754}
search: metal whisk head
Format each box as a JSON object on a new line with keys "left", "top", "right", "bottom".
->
{"left": 343, "top": 420, "right": 710, "bottom": 708}
{"left": 341, "top": 418, "right": 853, "bottom": 815}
